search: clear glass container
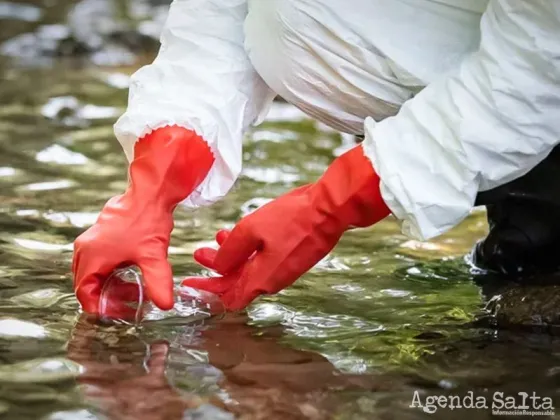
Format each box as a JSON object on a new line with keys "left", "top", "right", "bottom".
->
{"left": 98, "top": 267, "right": 224, "bottom": 325}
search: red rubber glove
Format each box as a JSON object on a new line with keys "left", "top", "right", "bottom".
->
{"left": 72, "top": 126, "right": 214, "bottom": 314}
{"left": 182, "top": 145, "right": 390, "bottom": 310}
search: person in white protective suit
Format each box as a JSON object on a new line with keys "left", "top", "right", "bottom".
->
{"left": 71, "top": 0, "right": 560, "bottom": 314}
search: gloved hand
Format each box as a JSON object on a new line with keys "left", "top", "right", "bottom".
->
{"left": 73, "top": 126, "right": 214, "bottom": 314}
{"left": 182, "top": 145, "right": 390, "bottom": 310}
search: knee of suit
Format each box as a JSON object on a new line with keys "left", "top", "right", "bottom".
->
{"left": 244, "top": 0, "right": 437, "bottom": 134}
{"left": 244, "top": 0, "right": 483, "bottom": 135}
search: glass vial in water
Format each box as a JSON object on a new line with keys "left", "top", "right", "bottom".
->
{"left": 98, "top": 266, "right": 224, "bottom": 325}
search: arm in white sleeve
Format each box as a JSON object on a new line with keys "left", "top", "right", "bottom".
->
{"left": 114, "top": 0, "right": 276, "bottom": 207}
{"left": 362, "top": 0, "right": 560, "bottom": 240}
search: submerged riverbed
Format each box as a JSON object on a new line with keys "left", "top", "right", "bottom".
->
{"left": 1, "top": 1, "right": 559, "bottom": 419}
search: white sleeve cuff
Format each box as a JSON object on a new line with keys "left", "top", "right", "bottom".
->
{"left": 113, "top": 0, "right": 275, "bottom": 208}
{"left": 362, "top": 116, "right": 478, "bottom": 241}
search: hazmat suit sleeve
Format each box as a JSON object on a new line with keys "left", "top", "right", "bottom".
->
{"left": 113, "top": 0, "right": 276, "bottom": 208}
{"left": 362, "top": 0, "right": 560, "bottom": 241}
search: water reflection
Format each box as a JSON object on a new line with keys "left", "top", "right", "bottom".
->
{"left": 0, "top": 319, "right": 46, "bottom": 338}
{"left": 67, "top": 314, "right": 399, "bottom": 419}
{"left": 0, "top": 2, "right": 41, "bottom": 22}
{"left": 24, "top": 180, "right": 76, "bottom": 191}
{"left": 68, "top": 316, "right": 206, "bottom": 420}
{"left": 0, "top": 167, "right": 16, "bottom": 176}
{"left": 36, "top": 144, "right": 89, "bottom": 165}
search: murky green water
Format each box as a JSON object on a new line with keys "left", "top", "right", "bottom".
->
{"left": 1, "top": 1, "right": 560, "bottom": 419}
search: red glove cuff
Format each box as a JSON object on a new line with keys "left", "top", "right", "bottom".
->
{"left": 313, "top": 145, "right": 391, "bottom": 228}
{"left": 128, "top": 126, "right": 215, "bottom": 207}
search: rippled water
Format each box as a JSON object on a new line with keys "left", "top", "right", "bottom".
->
{"left": 1, "top": 1, "right": 560, "bottom": 419}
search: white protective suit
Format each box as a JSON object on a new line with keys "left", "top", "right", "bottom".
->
{"left": 114, "top": 0, "right": 560, "bottom": 241}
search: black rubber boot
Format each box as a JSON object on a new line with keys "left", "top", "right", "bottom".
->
{"left": 473, "top": 146, "right": 560, "bottom": 277}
